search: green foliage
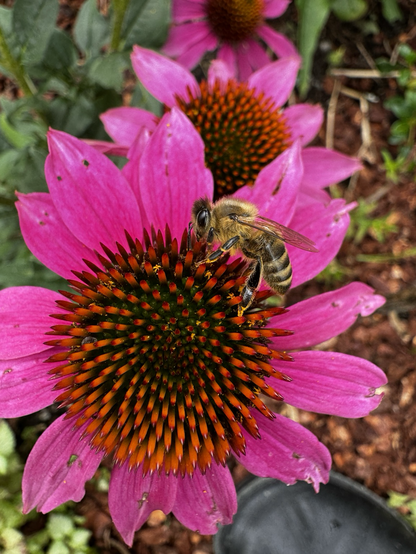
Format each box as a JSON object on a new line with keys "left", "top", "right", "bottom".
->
{"left": 387, "top": 491, "right": 416, "bottom": 531}
{"left": 347, "top": 198, "right": 398, "bottom": 245}
{"left": 0, "top": 420, "right": 97, "bottom": 554}
{"left": 295, "top": 0, "right": 402, "bottom": 96}
{"left": 315, "top": 259, "right": 351, "bottom": 286}
{"left": 377, "top": 44, "right": 416, "bottom": 181}
{"left": 0, "top": 0, "right": 169, "bottom": 289}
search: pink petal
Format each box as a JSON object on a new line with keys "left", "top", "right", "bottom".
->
{"left": 263, "top": 0, "right": 291, "bottom": 17}
{"left": 284, "top": 104, "right": 323, "bottom": 146}
{"left": 16, "top": 192, "right": 95, "bottom": 280}
{"left": 217, "top": 43, "right": 238, "bottom": 77}
{"left": 132, "top": 45, "right": 200, "bottom": 107}
{"left": 139, "top": 108, "right": 213, "bottom": 240}
{"left": 174, "top": 26, "right": 218, "bottom": 70}
{"left": 172, "top": 0, "right": 207, "bottom": 22}
{"left": 173, "top": 465, "right": 237, "bottom": 533}
{"left": 235, "top": 40, "right": 271, "bottom": 81}
{"left": 248, "top": 56, "right": 300, "bottom": 108}
{"left": 0, "top": 350, "right": 58, "bottom": 417}
{"left": 256, "top": 24, "right": 300, "bottom": 59}
{"left": 234, "top": 140, "right": 303, "bottom": 226}
{"left": 45, "top": 130, "right": 143, "bottom": 254}
{"left": 296, "top": 188, "right": 331, "bottom": 209}
{"left": 288, "top": 200, "right": 354, "bottom": 288}
{"left": 241, "top": 413, "right": 331, "bottom": 491}
{"left": 208, "top": 59, "right": 234, "bottom": 90}
{"left": 122, "top": 128, "right": 152, "bottom": 230}
{"left": 100, "top": 107, "right": 157, "bottom": 147}
{"left": 301, "top": 147, "right": 362, "bottom": 189}
{"left": 270, "top": 282, "right": 385, "bottom": 350}
{"left": 0, "top": 286, "right": 62, "bottom": 359}
{"left": 269, "top": 350, "right": 387, "bottom": 417}
{"left": 83, "top": 139, "right": 129, "bottom": 157}
{"left": 108, "top": 465, "right": 178, "bottom": 547}
{"left": 22, "top": 416, "right": 104, "bottom": 513}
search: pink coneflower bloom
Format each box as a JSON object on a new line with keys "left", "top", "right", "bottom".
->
{"left": 163, "top": 0, "right": 297, "bottom": 80}
{"left": 0, "top": 111, "right": 386, "bottom": 546}
{"left": 96, "top": 47, "right": 361, "bottom": 201}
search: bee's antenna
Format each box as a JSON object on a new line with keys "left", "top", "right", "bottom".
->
{"left": 187, "top": 222, "right": 193, "bottom": 250}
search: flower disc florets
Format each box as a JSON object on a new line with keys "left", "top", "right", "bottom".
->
{"left": 45, "top": 227, "right": 292, "bottom": 478}
{"left": 176, "top": 80, "right": 291, "bottom": 197}
{"left": 206, "top": 0, "right": 264, "bottom": 43}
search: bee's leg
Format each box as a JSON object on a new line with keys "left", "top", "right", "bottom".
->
{"left": 187, "top": 222, "right": 193, "bottom": 250}
{"left": 238, "top": 259, "right": 262, "bottom": 316}
{"left": 206, "top": 235, "right": 240, "bottom": 263}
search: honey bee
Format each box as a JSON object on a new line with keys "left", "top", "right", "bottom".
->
{"left": 191, "top": 197, "right": 318, "bottom": 313}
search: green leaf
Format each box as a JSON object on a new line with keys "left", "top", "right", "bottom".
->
{"left": 12, "top": 0, "right": 59, "bottom": 66}
{"left": 332, "top": 0, "right": 367, "bottom": 21}
{"left": 380, "top": 0, "right": 402, "bottom": 23}
{"left": 42, "top": 29, "right": 78, "bottom": 73}
{"left": 88, "top": 52, "right": 129, "bottom": 91}
{"left": 47, "top": 514, "right": 74, "bottom": 540}
{"left": 73, "top": 0, "right": 110, "bottom": 58}
{"left": 295, "top": 0, "right": 334, "bottom": 97}
{"left": 47, "top": 95, "right": 95, "bottom": 137}
{"left": 131, "top": 81, "right": 162, "bottom": 115}
{"left": 122, "top": 0, "right": 171, "bottom": 49}
{"left": 0, "top": 113, "right": 34, "bottom": 149}
{"left": 0, "top": 421, "right": 15, "bottom": 458}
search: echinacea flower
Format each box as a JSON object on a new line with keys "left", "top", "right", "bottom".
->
{"left": 163, "top": 0, "right": 297, "bottom": 80}
{"left": 96, "top": 47, "right": 361, "bottom": 201}
{"left": 0, "top": 110, "right": 386, "bottom": 546}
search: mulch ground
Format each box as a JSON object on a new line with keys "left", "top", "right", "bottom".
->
{"left": 4, "top": 0, "right": 416, "bottom": 552}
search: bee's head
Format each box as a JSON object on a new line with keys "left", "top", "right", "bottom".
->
{"left": 191, "top": 197, "right": 212, "bottom": 241}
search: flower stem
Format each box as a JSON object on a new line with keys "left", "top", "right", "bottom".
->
{"left": 0, "top": 27, "right": 37, "bottom": 97}
{"left": 110, "top": 0, "right": 131, "bottom": 52}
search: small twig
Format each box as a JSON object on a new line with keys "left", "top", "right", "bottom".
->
{"left": 326, "top": 79, "right": 341, "bottom": 150}
{"left": 356, "top": 248, "right": 416, "bottom": 263}
{"left": 339, "top": 85, "right": 377, "bottom": 164}
{"left": 357, "top": 42, "right": 377, "bottom": 70}
{"left": 330, "top": 68, "right": 416, "bottom": 79}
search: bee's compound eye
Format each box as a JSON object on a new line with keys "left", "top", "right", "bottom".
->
{"left": 197, "top": 209, "right": 209, "bottom": 229}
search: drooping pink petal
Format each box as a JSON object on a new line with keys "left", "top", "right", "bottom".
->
{"left": 217, "top": 43, "right": 238, "bottom": 76}
{"left": 0, "top": 286, "right": 62, "bottom": 359}
{"left": 301, "top": 147, "right": 362, "bottom": 190}
{"left": 174, "top": 26, "right": 219, "bottom": 70}
{"left": 45, "top": 130, "right": 143, "bottom": 254}
{"left": 173, "top": 464, "right": 237, "bottom": 533}
{"left": 139, "top": 108, "right": 213, "bottom": 240}
{"left": 296, "top": 187, "right": 332, "bottom": 209}
{"left": 269, "top": 351, "right": 387, "bottom": 417}
{"left": 172, "top": 0, "right": 207, "bottom": 22}
{"left": 234, "top": 140, "right": 302, "bottom": 226}
{"left": 235, "top": 40, "right": 271, "bottom": 80}
{"left": 270, "top": 282, "right": 385, "bottom": 350}
{"left": 22, "top": 415, "right": 104, "bottom": 513}
{"left": 248, "top": 56, "right": 300, "bottom": 108}
{"left": 256, "top": 24, "right": 299, "bottom": 59}
{"left": 100, "top": 107, "right": 157, "bottom": 147}
{"left": 208, "top": 59, "right": 235, "bottom": 90}
{"left": 132, "top": 45, "right": 200, "bottom": 107}
{"left": 0, "top": 350, "right": 59, "bottom": 417}
{"left": 263, "top": 0, "right": 291, "bottom": 17}
{"left": 241, "top": 413, "right": 331, "bottom": 492}
{"left": 284, "top": 104, "right": 324, "bottom": 146}
{"left": 108, "top": 465, "right": 178, "bottom": 547}
{"left": 83, "top": 140, "right": 129, "bottom": 157}
{"left": 16, "top": 192, "right": 95, "bottom": 280}
{"left": 288, "top": 200, "right": 354, "bottom": 288}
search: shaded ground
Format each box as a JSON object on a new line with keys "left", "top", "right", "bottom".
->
{"left": 4, "top": 0, "right": 416, "bottom": 552}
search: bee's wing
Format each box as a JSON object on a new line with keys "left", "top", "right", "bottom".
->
{"left": 236, "top": 215, "right": 319, "bottom": 252}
